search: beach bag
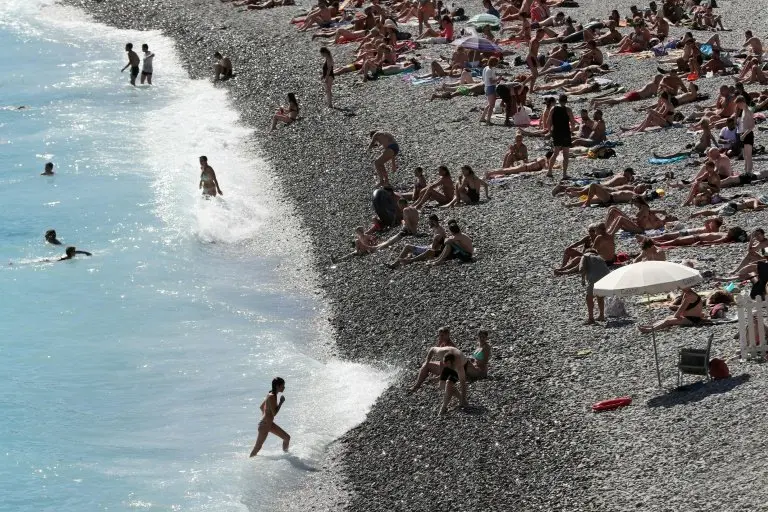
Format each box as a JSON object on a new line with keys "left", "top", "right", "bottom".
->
{"left": 708, "top": 358, "right": 729, "bottom": 379}
{"left": 513, "top": 108, "right": 531, "bottom": 126}
{"left": 605, "top": 297, "right": 628, "bottom": 318}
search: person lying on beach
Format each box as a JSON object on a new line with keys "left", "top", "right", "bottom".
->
{"left": 590, "top": 75, "right": 661, "bottom": 108}
{"left": 691, "top": 196, "right": 768, "bottom": 218}
{"left": 638, "top": 286, "right": 704, "bottom": 333}
{"left": 518, "top": 97, "right": 555, "bottom": 137}
{"left": 686, "top": 86, "right": 737, "bottom": 127}
{"left": 368, "top": 130, "right": 399, "bottom": 186}
{"left": 564, "top": 183, "right": 649, "bottom": 207}
{"left": 656, "top": 226, "right": 749, "bottom": 248}
{"left": 413, "top": 166, "right": 455, "bottom": 208}
{"left": 213, "top": 51, "right": 233, "bottom": 81}
{"left": 416, "top": 15, "right": 454, "bottom": 43}
{"left": 386, "top": 233, "right": 445, "bottom": 268}
{"left": 376, "top": 199, "right": 420, "bottom": 249}
{"left": 410, "top": 345, "right": 468, "bottom": 403}
{"left": 429, "top": 82, "right": 485, "bottom": 100}
{"left": 737, "top": 57, "right": 768, "bottom": 85}
{"left": 270, "top": 93, "right": 299, "bottom": 131}
{"left": 428, "top": 220, "right": 474, "bottom": 265}
{"left": 485, "top": 153, "right": 552, "bottom": 179}
{"left": 364, "top": 57, "right": 422, "bottom": 81}
{"left": 644, "top": 216, "right": 723, "bottom": 244}
{"left": 331, "top": 226, "right": 377, "bottom": 263}
{"left": 604, "top": 195, "right": 669, "bottom": 235}
{"left": 443, "top": 166, "right": 489, "bottom": 207}
{"left": 235, "top": 0, "right": 295, "bottom": 9}
{"left": 633, "top": 238, "right": 666, "bottom": 262}
{"left": 41, "top": 162, "right": 54, "bottom": 176}
{"left": 554, "top": 223, "right": 596, "bottom": 275}
{"left": 541, "top": 41, "right": 604, "bottom": 74}
{"left": 552, "top": 167, "right": 635, "bottom": 197}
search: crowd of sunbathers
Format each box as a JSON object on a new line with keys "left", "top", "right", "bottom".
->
{"left": 217, "top": 0, "right": 768, "bottom": 410}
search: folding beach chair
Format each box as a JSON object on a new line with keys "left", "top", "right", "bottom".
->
{"left": 677, "top": 333, "right": 713, "bottom": 387}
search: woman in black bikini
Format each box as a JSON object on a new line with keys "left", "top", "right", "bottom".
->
{"left": 320, "top": 47, "right": 334, "bottom": 108}
{"left": 638, "top": 287, "right": 704, "bottom": 333}
{"left": 444, "top": 165, "right": 489, "bottom": 207}
{"left": 270, "top": 92, "right": 299, "bottom": 131}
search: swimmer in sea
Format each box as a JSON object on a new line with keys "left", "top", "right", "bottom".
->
{"left": 45, "top": 229, "right": 62, "bottom": 245}
{"left": 41, "top": 162, "right": 54, "bottom": 176}
{"left": 199, "top": 156, "right": 223, "bottom": 198}
{"left": 120, "top": 43, "right": 141, "bottom": 86}
{"left": 249, "top": 377, "right": 291, "bottom": 457}
{"left": 57, "top": 246, "right": 92, "bottom": 261}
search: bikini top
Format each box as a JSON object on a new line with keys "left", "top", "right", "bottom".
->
{"left": 472, "top": 348, "right": 486, "bottom": 361}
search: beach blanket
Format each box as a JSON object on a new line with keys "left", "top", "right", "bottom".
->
{"left": 648, "top": 155, "right": 689, "bottom": 165}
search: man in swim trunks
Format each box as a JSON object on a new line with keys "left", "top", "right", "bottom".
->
{"left": 41, "top": 162, "right": 54, "bottom": 176}
{"left": 591, "top": 74, "right": 662, "bottom": 108}
{"left": 214, "top": 51, "right": 233, "bottom": 81}
{"left": 593, "top": 222, "right": 616, "bottom": 265}
{"left": 486, "top": 152, "right": 552, "bottom": 179}
{"left": 579, "top": 248, "right": 610, "bottom": 324}
{"left": 141, "top": 44, "right": 154, "bottom": 85}
{"left": 368, "top": 130, "right": 399, "bottom": 186}
{"left": 410, "top": 344, "right": 468, "bottom": 407}
{"left": 120, "top": 43, "right": 140, "bottom": 86}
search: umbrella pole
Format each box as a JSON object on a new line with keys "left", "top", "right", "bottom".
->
{"left": 647, "top": 300, "right": 662, "bottom": 387}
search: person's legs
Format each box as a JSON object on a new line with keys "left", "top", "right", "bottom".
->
{"left": 639, "top": 316, "right": 692, "bottom": 333}
{"left": 585, "top": 291, "right": 596, "bottom": 323}
{"left": 249, "top": 423, "right": 271, "bottom": 457}
{"left": 141, "top": 72, "right": 147, "bottom": 85}
{"left": 269, "top": 423, "right": 291, "bottom": 452}
{"left": 546, "top": 147, "right": 561, "bottom": 176}
{"left": 596, "top": 296, "right": 605, "bottom": 321}
{"left": 608, "top": 216, "right": 642, "bottom": 235}
{"left": 410, "top": 361, "right": 442, "bottom": 391}
{"left": 561, "top": 147, "right": 570, "bottom": 178}
{"left": 439, "top": 381, "right": 456, "bottom": 416}
{"left": 375, "top": 150, "right": 393, "bottom": 185}
{"left": 744, "top": 143, "right": 754, "bottom": 173}
{"left": 324, "top": 77, "right": 333, "bottom": 107}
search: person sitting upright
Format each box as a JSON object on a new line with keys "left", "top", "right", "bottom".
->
{"left": 443, "top": 165, "right": 489, "bottom": 207}
{"left": 428, "top": 220, "right": 474, "bottom": 265}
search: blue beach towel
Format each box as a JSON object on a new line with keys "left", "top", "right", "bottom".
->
{"left": 648, "top": 155, "right": 689, "bottom": 165}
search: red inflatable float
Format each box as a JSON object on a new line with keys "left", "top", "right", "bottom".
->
{"left": 592, "top": 396, "right": 632, "bottom": 412}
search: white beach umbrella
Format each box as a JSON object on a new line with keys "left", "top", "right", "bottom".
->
{"left": 594, "top": 261, "right": 703, "bottom": 387}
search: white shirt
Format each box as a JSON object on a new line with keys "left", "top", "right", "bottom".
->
{"left": 482, "top": 66, "right": 496, "bottom": 87}
{"left": 142, "top": 52, "right": 154, "bottom": 73}
{"left": 719, "top": 126, "right": 738, "bottom": 146}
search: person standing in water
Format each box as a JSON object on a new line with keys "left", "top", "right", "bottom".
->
{"left": 40, "top": 162, "right": 54, "bottom": 176}
{"left": 121, "top": 43, "right": 141, "bottom": 86}
{"left": 249, "top": 377, "right": 291, "bottom": 457}
{"left": 199, "top": 156, "right": 223, "bottom": 198}
{"left": 320, "top": 47, "right": 334, "bottom": 108}
{"left": 141, "top": 44, "right": 155, "bottom": 85}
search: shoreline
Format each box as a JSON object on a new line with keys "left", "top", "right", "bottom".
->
{"left": 61, "top": 0, "right": 768, "bottom": 510}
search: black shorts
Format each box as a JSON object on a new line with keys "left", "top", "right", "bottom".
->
{"left": 742, "top": 131, "right": 755, "bottom": 146}
{"left": 440, "top": 367, "right": 458, "bottom": 383}
{"left": 447, "top": 247, "right": 473, "bottom": 262}
{"left": 739, "top": 173, "right": 755, "bottom": 185}
{"left": 142, "top": 71, "right": 152, "bottom": 76}
{"left": 552, "top": 133, "right": 572, "bottom": 148}
{"left": 467, "top": 188, "right": 480, "bottom": 204}
{"left": 130, "top": 65, "right": 139, "bottom": 78}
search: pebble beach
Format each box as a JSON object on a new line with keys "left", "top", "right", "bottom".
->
{"left": 63, "top": 0, "right": 768, "bottom": 509}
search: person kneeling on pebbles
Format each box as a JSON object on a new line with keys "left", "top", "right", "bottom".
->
{"left": 410, "top": 345, "right": 469, "bottom": 415}
{"left": 331, "top": 226, "right": 377, "bottom": 263}
{"left": 213, "top": 51, "right": 233, "bottom": 81}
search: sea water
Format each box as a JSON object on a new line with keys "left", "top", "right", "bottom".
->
{"left": 0, "top": 2, "right": 389, "bottom": 510}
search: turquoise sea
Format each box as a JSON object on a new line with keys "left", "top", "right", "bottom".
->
{"left": 0, "top": 2, "right": 388, "bottom": 510}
